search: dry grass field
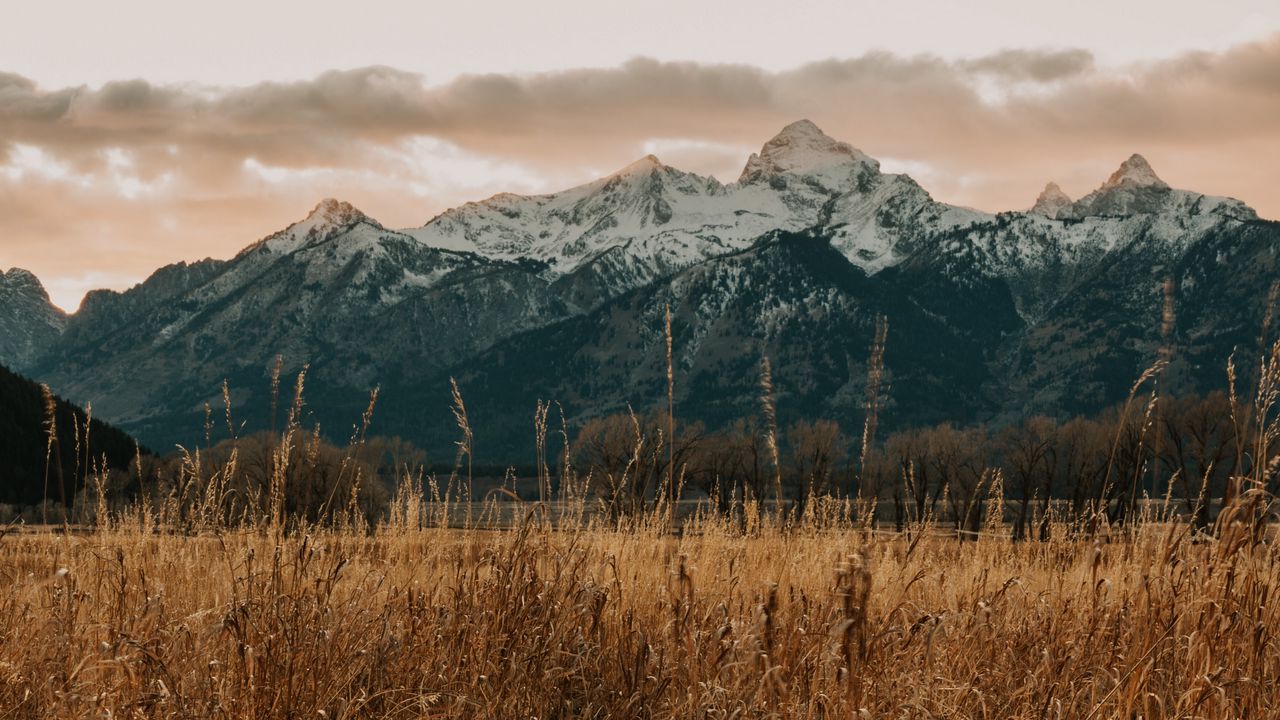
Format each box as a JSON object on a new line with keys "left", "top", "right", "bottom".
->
{"left": 0, "top": 335, "right": 1273, "bottom": 718}
{"left": 1, "top": 497, "right": 1277, "bottom": 719}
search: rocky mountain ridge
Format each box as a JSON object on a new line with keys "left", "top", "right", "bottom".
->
{"left": 0, "top": 268, "right": 66, "bottom": 370}
{"left": 5, "top": 121, "right": 1274, "bottom": 461}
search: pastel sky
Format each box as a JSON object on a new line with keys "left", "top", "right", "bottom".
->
{"left": 3, "top": 0, "right": 1279, "bottom": 310}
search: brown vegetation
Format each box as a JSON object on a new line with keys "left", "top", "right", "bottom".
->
{"left": 1, "top": 489, "right": 1278, "bottom": 717}
{"left": 1, "top": 317, "right": 1277, "bottom": 719}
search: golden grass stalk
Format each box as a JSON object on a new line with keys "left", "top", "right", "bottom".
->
{"left": 449, "top": 377, "right": 474, "bottom": 528}
{"left": 759, "top": 355, "right": 783, "bottom": 516}
{"left": 860, "top": 314, "right": 889, "bottom": 498}
{"left": 665, "top": 304, "right": 676, "bottom": 530}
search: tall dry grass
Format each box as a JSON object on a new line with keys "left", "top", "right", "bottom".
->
{"left": 3, "top": 317, "right": 1278, "bottom": 719}
{"left": 6, "top": 355, "right": 1280, "bottom": 720}
{"left": 1, "top": 505, "right": 1278, "bottom": 718}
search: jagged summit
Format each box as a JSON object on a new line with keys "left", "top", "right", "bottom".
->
{"left": 283, "top": 198, "right": 380, "bottom": 243}
{"left": 610, "top": 154, "right": 667, "bottom": 179}
{"left": 2, "top": 267, "right": 49, "bottom": 297}
{"left": 303, "top": 198, "right": 372, "bottom": 228}
{"left": 739, "top": 119, "right": 878, "bottom": 183}
{"left": 241, "top": 198, "right": 383, "bottom": 257}
{"left": 1, "top": 266, "right": 66, "bottom": 370}
{"left": 1101, "top": 154, "right": 1168, "bottom": 190}
{"left": 1030, "top": 182, "right": 1074, "bottom": 218}
{"left": 1062, "top": 152, "right": 1257, "bottom": 220}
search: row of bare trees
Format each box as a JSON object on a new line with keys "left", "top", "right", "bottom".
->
{"left": 866, "top": 392, "right": 1243, "bottom": 536}
{"left": 570, "top": 391, "right": 1264, "bottom": 534}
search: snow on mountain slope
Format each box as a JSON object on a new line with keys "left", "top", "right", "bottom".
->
{"left": 823, "top": 173, "right": 985, "bottom": 273}
{"left": 738, "top": 118, "right": 877, "bottom": 185}
{"left": 16, "top": 120, "right": 1277, "bottom": 456}
{"left": 404, "top": 128, "right": 1259, "bottom": 301}
{"left": 962, "top": 155, "right": 1256, "bottom": 265}
{"left": 40, "top": 199, "right": 566, "bottom": 431}
{"left": 1064, "top": 154, "right": 1256, "bottom": 221}
{"left": 256, "top": 198, "right": 375, "bottom": 254}
{"left": 405, "top": 120, "right": 987, "bottom": 287}
{"left": 222, "top": 200, "right": 496, "bottom": 302}
{"left": 402, "top": 154, "right": 781, "bottom": 280}
{"left": 860, "top": 153, "right": 1265, "bottom": 325}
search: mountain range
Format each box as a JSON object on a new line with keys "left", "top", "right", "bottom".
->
{"left": 3, "top": 120, "right": 1276, "bottom": 463}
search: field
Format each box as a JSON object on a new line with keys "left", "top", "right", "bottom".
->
{"left": 1, "top": 338, "right": 1275, "bottom": 719}
{"left": 1, "top": 500, "right": 1277, "bottom": 719}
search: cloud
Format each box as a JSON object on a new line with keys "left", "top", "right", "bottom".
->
{"left": 2, "top": 33, "right": 1280, "bottom": 308}
{"left": 4, "top": 37, "right": 1279, "bottom": 171}
{"left": 961, "top": 49, "right": 1096, "bottom": 82}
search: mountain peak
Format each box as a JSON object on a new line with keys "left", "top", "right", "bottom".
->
{"left": 243, "top": 198, "right": 380, "bottom": 256}
{"left": 739, "top": 119, "right": 877, "bottom": 183}
{"left": 288, "top": 198, "right": 380, "bottom": 240}
{"left": 1101, "top": 154, "right": 1167, "bottom": 191}
{"left": 305, "top": 198, "right": 368, "bottom": 225}
{"left": 0, "top": 266, "right": 65, "bottom": 370}
{"left": 3, "top": 266, "right": 39, "bottom": 285}
{"left": 610, "top": 154, "right": 666, "bottom": 179}
{"left": 1030, "top": 182, "right": 1074, "bottom": 218}
{"left": 772, "top": 119, "right": 829, "bottom": 142}
{"left": 2, "top": 267, "right": 52, "bottom": 300}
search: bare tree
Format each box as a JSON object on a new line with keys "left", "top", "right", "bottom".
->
{"left": 999, "top": 416, "right": 1057, "bottom": 540}
{"left": 884, "top": 428, "right": 940, "bottom": 529}
{"left": 785, "top": 419, "right": 849, "bottom": 506}
{"left": 925, "top": 424, "right": 991, "bottom": 537}
{"left": 573, "top": 412, "right": 705, "bottom": 517}
{"left": 1158, "top": 392, "right": 1236, "bottom": 528}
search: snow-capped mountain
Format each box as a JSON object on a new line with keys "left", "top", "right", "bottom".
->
{"left": 739, "top": 118, "right": 876, "bottom": 182}
{"left": 0, "top": 267, "right": 66, "bottom": 371}
{"left": 38, "top": 199, "right": 570, "bottom": 439}
{"left": 903, "top": 152, "right": 1266, "bottom": 325}
{"left": 405, "top": 120, "right": 981, "bottom": 290}
{"left": 11, "top": 121, "right": 1276, "bottom": 459}
{"left": 1063, "top": 154, "right": 1255, "bottom": 221}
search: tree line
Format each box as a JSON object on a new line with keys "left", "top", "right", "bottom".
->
{"left": 6, "top": 370, "right": 1273, "bottom": 537}
{"left": 572, "top": 390, "right": 1264, "bottom": 535}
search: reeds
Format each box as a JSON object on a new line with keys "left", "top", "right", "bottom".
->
{"left": 9, "top": 282, "right": 1280, "bottom": 719}
{"left": 8, "top": 385, "right": 1280, "bottom": 718}
{"left": 10, "top": 347, "right": 1272, "bottom": 718}
{"left": 2, "top": 505, "right": 1278, "bottom": 718}
{"left": 39, "top": 383, "right": 58, "bottom": 525}
{"left": 759, "top": 355, "right": 783, "bottom": 512}
{"left": 665, "top": 304, "right": 676, "bottom": 530}
{"left": 860, "top": 314, "right": 889, "bottom": 501}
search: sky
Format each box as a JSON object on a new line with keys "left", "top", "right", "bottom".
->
{"left": 2, "top": 0, "right": 1279, "bottom": 310}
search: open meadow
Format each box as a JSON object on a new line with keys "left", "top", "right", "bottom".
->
{"left": 0, "top": 335, "right": 1276, "bottom": 719}
{"left": 1, "top": 497, "right": 1278, "bottom": 719}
